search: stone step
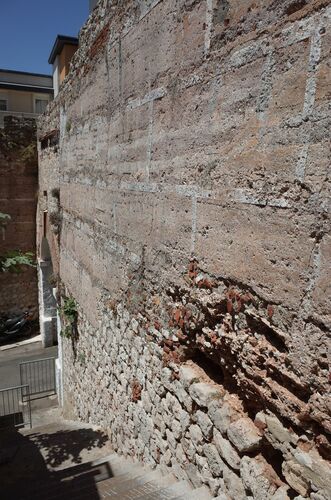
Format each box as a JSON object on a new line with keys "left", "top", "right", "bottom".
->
{"left": 13, "top": 420, "right": 214, "bottom": 500}
{"left": 31, "top": 457, "right": 148, "bottom": 496}
{"left": 15, "top": 457, "right": 144, "bottom": 499}
{"left": 92, "top": 474, "right": 181, "bottom": 499}
{"left": 34, "top": 456, "right": 178, "bottom": 493}
{"left": 61, "top": 459, "right": 144, "bottom": 484}
{"left": 2, "top": 448, "right": 210, "bottom": 500}
{"left": 175, "top": 485, "right": 212, "bottom": 499}
{"left": 87, "top": 471, "right": 178, "bottom": 499}
{"left": 20, "top": 424, "right": 114, "bottom": 472}
{"left": 93, "top": 469, "right": 168, "bottom": 494}
{"left": 87, "top": 454, "right": 152, "bottom": 481}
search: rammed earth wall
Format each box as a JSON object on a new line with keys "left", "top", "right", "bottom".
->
{"left": 38, "top": 0, "right": 330, "bottom": 497}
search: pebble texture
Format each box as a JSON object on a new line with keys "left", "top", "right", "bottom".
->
{"left": 37, "top": 0, "right": 331, "bottom": 498}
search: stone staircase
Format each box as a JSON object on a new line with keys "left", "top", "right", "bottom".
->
{"left": 0, "top": 417, "right": 213, "bottom": 499}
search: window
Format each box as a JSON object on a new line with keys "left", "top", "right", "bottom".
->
{"left": 35, "top": 99, "right": 48, "bottom": 114}
{"left": 0, "top": 99, "right": 7, "bottom": 111}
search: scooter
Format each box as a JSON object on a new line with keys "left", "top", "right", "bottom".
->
{"left": 0, "top": 312, "right": 33, "bottom": 343}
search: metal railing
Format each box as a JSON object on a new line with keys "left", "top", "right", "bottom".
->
{"left": 0, "top": 385, "right": 32, "bottom": 428}
{"left": 20, "top": 357, "right": 56, "bottom": 399}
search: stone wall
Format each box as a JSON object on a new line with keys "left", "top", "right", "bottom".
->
{"left": 38, "top": 0, "right": 330, "bottom": 498}
{"left": 0, "top": 116, "right": 38, "bottom": 314}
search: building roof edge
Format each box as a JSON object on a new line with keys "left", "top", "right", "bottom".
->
{"left": 0, "top": 68, "right": 52, "bottom": 79}
{"left": 48, "top": 35, "right": 79, "bottom": 65}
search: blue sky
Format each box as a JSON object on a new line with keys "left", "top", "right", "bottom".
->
{"left": 0, "top": 0, "right": 89, "bottom": 75}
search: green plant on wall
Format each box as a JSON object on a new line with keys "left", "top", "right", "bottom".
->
{"left": 1, "top": 250, "right": 35, "bottom": 273}
{"left": 65, "top": 119, "right": 72, "bottom": 134}
{"left": 77, "top": 352, "right": 86, "bottom": 365}
{"left": 0, "top": 212, "right": 35, "bottom": 273}
{"left": 20, "top": 142, "right": 37, "bottom": 165}
{"left": 51, "top": 188, "right": 60, "bottom": 200}
{"left": 48, "top": 273, "right": 58, "bottom": 288}
{"left": 49, "top": 211, "right": 62, "bottom": 235}
{"left": 59, "top": 296, "right": 78, "bottom": 338}
{"left": 0, "top": 212, "right": 11, "bottom": 227}
{"left": 0, "top": 121, "right": 37, "bottom": 165}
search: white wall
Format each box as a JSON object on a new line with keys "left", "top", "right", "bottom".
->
{"left": 53, "top": 56, "right": 59, "bottom": 97}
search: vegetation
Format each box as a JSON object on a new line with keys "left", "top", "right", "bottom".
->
{"left": 48, "top": 273, "right": 58, "bottom": 287}
{"left": 65, "top": 119, "right": 72, "bottom": 133}
{"left": 59, "top": 296, "right": 78, "bottom": 338}
{"left": 0, "top": 120, "right": 37, "bottom": 165}
{"left": 0, "top": 212, "right": 11, "bottom": 226}
{"left": 0, "top": 213, "right": 35, "bottom": 273}
{"left": 20, "top": 142, "right": 37, "bottom": 165}
{"left": 77, "top": 352, "right": 86, "bottom": 365}
{"left": 51, "top": 187, "right": 60, "bottom": 199}
{"left": 49, "top": 211, "right": 62, "bottom": 235}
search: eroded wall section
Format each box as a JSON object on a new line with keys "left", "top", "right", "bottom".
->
{"left": 38, "top": 0, "right": 330, "bottom": 498}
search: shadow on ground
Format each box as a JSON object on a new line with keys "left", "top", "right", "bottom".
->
{"left": 28, "top": 427, "right": 109, "bottom": 468}
{"left": 0, "top": 426, "right": 112, "bottom": 500}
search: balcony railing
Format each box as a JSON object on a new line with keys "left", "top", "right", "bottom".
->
{"left": 0, "top": 384, "right": 32, "bottom": 429}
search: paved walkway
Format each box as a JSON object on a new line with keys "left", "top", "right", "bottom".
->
{"left": 0, "top": 333, "right": 42, "bottom": 352}
{"left": 0, "top": 345, "right": 213, "bottom": 499}
{"left": 0, "top": 417, "right": 213, "bottom": 500}
{"left": 0, "top": 419, "right": 112, "bottom": 499}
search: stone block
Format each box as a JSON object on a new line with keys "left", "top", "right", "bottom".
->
{"left": 188, "top": 424, "right": 204, "bottom": 447}
{"left": 214, "top": 430, "right": 241, "bottom": 470}
{"left": 171, "top": 418, "right": 182, "bottom": 440}
{"left": 227, "top": 417, "right": 262, "bottom": 453}
{"left": 160, "top": 367, "right": 173, "bottom": 390}
{"left": 181, "top": 437, "right": 196, "bottom": 462}
{"left": 160, "top": 448, "right": 172, "bottom": 466}
{"left": 165, "top": 428, "right": 177, "bottom": 451}
{"left": 223, "top": 464, "right": 246, "bottom": 499}
{"left": 184, "top": 463, "right": 203, "bottom": 488}
{"left": 282, "top": 460, "right": 309, "bottom": 497}
{"left": 179, "top": 408, "right": 190, "bottom": 432}
{"left": 179, "top": 365, "right": 201, "bottom": 388}
{"left": 271, "top": 486, "right": 291, "bottom": 500}
{"left": 291, "top": 449, "right": 331, "bottom": 495}
{"left": 189, "top": 383, "right": 223, "bottom": 408}
{"left": 262, "top": 411, "right": 299, "bottom": 448}
{"left": 165, "top": 392, "right": 182, "bottom": 416}
{"left": 194, "top": 410, "right": 213, "bottom": 439}
{"left": 208, "top": 400, "right": 239, "bottom": 435}
{"left": 172, "top": 380, "right": 191, "bottom": 409}
{"left": 241, "top": 455, "right": 279, "bottom": 500}
{"left": 175, "top": 443, "right": 188, "bottom": 465}
{"left": 203, "top": 443, "right": 224, "bottom": 477}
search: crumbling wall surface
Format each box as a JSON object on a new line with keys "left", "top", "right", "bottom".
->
{"left": 38, "top": 0, "right": 331, "bottom": 498}
{"left": 0, "top": 116, "right": 38, "bottom": 314}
